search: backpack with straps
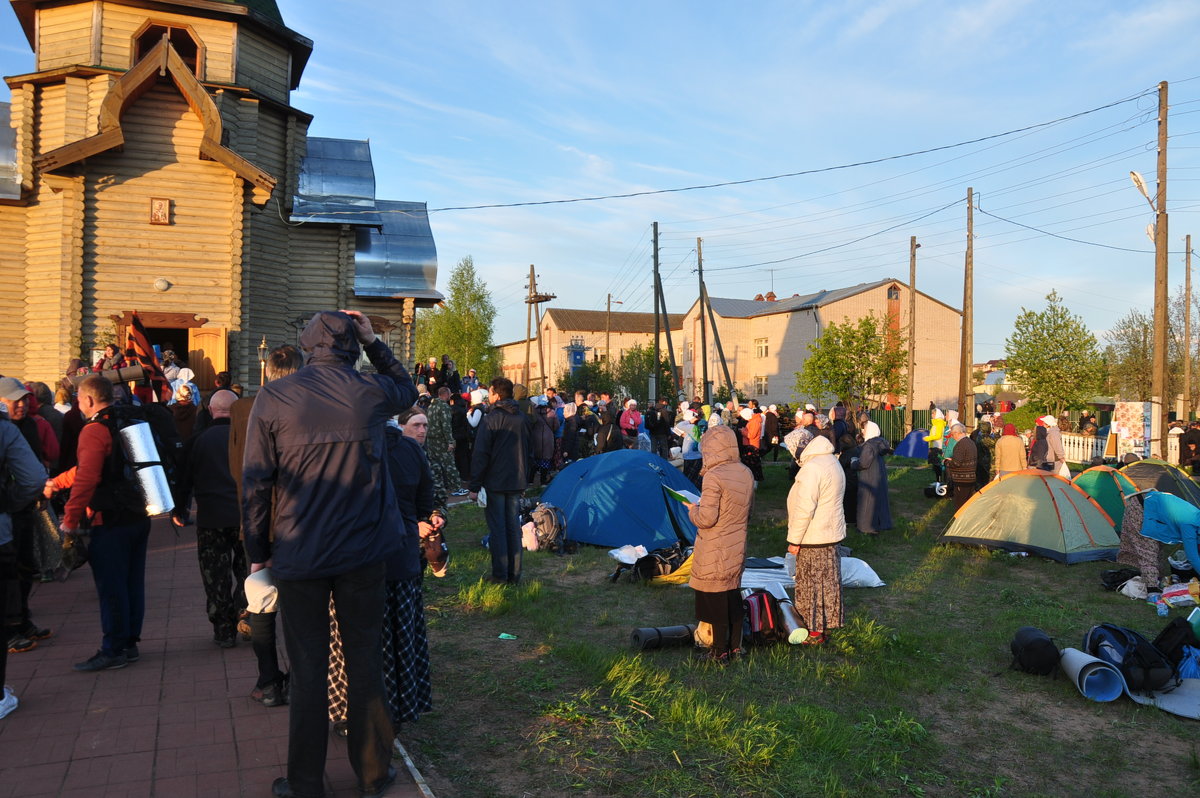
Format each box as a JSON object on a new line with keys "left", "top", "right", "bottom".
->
{"left": 742, "top": 589, "right": 781, "bottom": 647}
{"left": 1083, "top": 623, "right": 1178, "bottom": 693}
{"left": 1009, "top": 626, "right": 1060, "bottom": 675}
{"left": 529, "top": 502, "right": 567, "bottom": 552}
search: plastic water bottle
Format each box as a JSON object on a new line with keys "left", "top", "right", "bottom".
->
{"left": 1157, "top": 597, "right": 1170, "bottom": 617}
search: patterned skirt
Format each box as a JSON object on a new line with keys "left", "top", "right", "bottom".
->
{"left": 792, "top": 544, "right": 844, "bottom": 634}
{"left": 328, "top": 577, "right": 433, "bottom": 725}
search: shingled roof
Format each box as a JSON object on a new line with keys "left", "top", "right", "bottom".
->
{"left": 542, "top": 308, "right": 684, "bottom": 334}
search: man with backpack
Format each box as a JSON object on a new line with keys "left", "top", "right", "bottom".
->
{"left": 45, "top": 375, "right": 152, "bottom": 671}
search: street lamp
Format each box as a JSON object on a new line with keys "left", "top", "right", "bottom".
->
{"left": 258, "top": 335, "right": 268, "bottom": 386}
{"left": 1132, "top": 162, "right": 1169, "bottom": 458}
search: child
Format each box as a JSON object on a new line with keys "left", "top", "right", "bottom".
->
{"left": 685, "top": 425, "right": 754, "bottom": 664}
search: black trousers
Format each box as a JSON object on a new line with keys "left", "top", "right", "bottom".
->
{"left": 695, "top": 588, "right": 744, "bottom": 655}
{"left": 276, "top": 561, "right": 392, "bottom": 796}
{"left": 0, "top": 541, "right": 15, "bottom": 686}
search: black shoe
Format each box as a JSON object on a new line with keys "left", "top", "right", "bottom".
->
{"left": 332, "top": 719, "right": 349, "bottom": 738}
{"left": 7, "top": 634, "right": 36, "bottom": 654}
{"left": 73, "top": 650, "right": 128, "bottom": 672}
{"left": 252, "top": 674, "right": 289, "bottom": 707}
{"left": 271, "top": 777, "right": 325, "bottom": 798}
{"left": 360, "top": 766, "right": 396, "bottom": 798}
{"left": 214, "top": 634, "right": 236, "bottom": 649}
{"left": 20, "top": 624, "right": 52, "bottom": 641}
{"left": 124, "top": 645, "right": 140, "bottom": 663}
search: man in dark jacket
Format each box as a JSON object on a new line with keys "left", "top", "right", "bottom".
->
{"left": 468, "top": 377, "right": 530, "bottom": 585}
{"left": 945, "top": 423, "right": 978, "bottom": 511}
{"left": 176, "top": 389, "right": 245, "bottom": 648}
{"left": 242, "top": 311, "right": 415, "bottom": 798}
{"left": 646, "top": 397, "right": 675, "bottom": 461}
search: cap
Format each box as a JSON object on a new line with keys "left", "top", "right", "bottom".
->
{"left": 1039, "top": 415, "right": 1057, "bottom": 427}
{"left": 0, "top": 377, "right": 31, "bottom": 401}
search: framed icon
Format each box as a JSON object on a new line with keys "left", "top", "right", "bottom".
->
{"left": 150, "top": 197, "right": 171, "bottom": 225}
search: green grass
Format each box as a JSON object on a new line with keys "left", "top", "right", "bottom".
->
{"left": 404, "top": 461, "right": 1197, "bottom": 797}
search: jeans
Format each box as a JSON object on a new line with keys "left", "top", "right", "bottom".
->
{"left": 87, "top": 518, "right": 151, "bottom": 655}
{"left": 276, "top": 561, "right": 392, "bottom": 796}
{"left": 484, "top": 491, "right": 522, "bottom": 582}
{"left": 651, "top": 435, "right": 672, "bottom": 461}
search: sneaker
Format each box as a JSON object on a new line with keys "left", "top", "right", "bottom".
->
{"left": 451, "top": 489, "right": 470, "bottom": 496}
{"left": 0, "top": 686, "right": 17, "bottom": 719}
{"left": 251, "top": 673, "right": 289, "bottom": 707}
{"left": 6, "top": 634, "right": 36, "bottom": 654}
{"left": 73, "top": 650, "right": 128, "bottom": 672}
{"left": 20, "top": 624, "right": 52, "bottom": 641}
{"left": 800, "top": 632, "right": 828, "bottom": 646}
{"left": 124, "top": 645, "right": 140, "bottom": 663}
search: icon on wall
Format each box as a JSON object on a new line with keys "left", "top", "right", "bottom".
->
{"left": 149, "top": 197, "right": 171, "bottom": 225}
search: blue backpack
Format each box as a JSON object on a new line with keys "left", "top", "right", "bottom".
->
{"left": 1083, "top": 623, "right": 1177, "bottom": 693}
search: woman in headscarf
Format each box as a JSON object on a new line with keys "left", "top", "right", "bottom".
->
{"left": 994, "top": 423, "right": 1026, "bottom": 478}
{"left": 674, "top": 408, "right": 705, "bottom": 490}
{"left": 852, "top": 424, "right": 892, "bottom": 535}
{"left": 1028, "top": 425, "right": 1049, "bottom": 470}
{"left": 837, "top": 432, "right": 860, "bottom": 523}
{"left": 783, "top": 426, "right": 845, "bottom": 645}
{"left": 737, "top": 407, "right": 764, "bottom": 485}
{"left": 171, "top": 383, "right": 199, "bottom": 442}
{"left": 684, "top": 425, "right": 754, "bottom": 663}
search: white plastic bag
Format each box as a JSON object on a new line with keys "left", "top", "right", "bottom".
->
{"left": 608, "top": 544, "right": 648, "bottom": 565}
{"left": 840, "top": 556, "right": 886, "bottom": 588}
{"left": 476, "top": 486, "right": 487, "bottom": 508}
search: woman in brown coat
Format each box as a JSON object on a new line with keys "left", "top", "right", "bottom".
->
{"left": 685, "top": 424, "right": 754, "bottom": 663}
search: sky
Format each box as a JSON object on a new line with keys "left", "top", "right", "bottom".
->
{"left": 3, "top": 0, "right": 1200, "bottom": 360}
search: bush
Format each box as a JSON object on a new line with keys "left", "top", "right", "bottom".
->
{"left": 997, "top": 403, "right": 1045, "bottom": 433}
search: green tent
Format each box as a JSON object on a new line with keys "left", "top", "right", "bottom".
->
{"left": 940, "top": 471, "right": 1119, "bottom": 563}
{"left": 1119, "top": 458, "right": 1200, "bottom": 506}
{"left": 1073, "top": 465, "right": 1139, "bottom": 532}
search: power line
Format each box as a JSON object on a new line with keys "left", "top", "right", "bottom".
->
{"left": 976, "top": 208, "right": 1153, "bottom": 253}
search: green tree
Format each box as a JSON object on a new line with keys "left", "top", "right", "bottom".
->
{"left": 1104, "top": 308, "right": 1154, "bottom": 400}
{"left": 611, "top": 344, "right": 677, "bottom": 402}
{"left": 554, "top": 360, "right": 614, "bottom": 399}
{"left": 414, "top": 256, "right": 500, "bottom": 379}
{"left": 793, "top": 312, "right": 906, "bottom": 407}
{"left": 1004, "top": 290, "right": 1105, "bottom": 416}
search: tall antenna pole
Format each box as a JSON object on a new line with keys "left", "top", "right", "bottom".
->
{"left": 906, "top": 236, "right": 919, "bottom": 434}
{"left": 958, "top": 188, "right": 974, "bottom": 431}
{"left": 1151, "top": 81, "right": 1169, "bottom": 456}
{"left": 651, "top": 222, "right": 660, "bottom": 403}
{"left": 697, "top": 237, "right": 709, "bottom": 404}
{"left": 523, "top": 265, "right": 555, "bottom": 389}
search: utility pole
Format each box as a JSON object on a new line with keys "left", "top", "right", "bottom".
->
{"left": 605, "top": 293, "right": 622, "bottom": 372}
{"left": 523, "top": 265, "right": 534, "bottom": 386}
{"left": 651, "top": 221, "right": 660, "bottom": 403}
{"left": 657, "top": 270, "right": 681, "bottom": 398}
{"left": 959, "top": 187, "right": 974, "bottom": 431}
{"left": 905, "top": 236, "right": 919, "bottom": 434}
{"left": 522, "top": 265, "right": 555, "bottom": 388}
{"left": 1185, "top": 234, "right": 1193, "bottom": 422}
{"left": 1151, "top": 81, "right": 1170, "bottom": 456}
{"left": 697, "top": 237, "right": 710, "bottom": 404}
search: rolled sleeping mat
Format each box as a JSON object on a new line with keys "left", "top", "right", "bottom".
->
{"left": 765, "top": 582, "right": 809, "bottom": 644}
{"left": 69, "top": 364, "right": 146, "bottom": 386}
{"left": 1059, "top": 647, "right": 1123, "bottom": 702}
{"left": 631, "top": 624, "right": 698, "bottom": 651}
{"left": 117, "top": 421, "right": 175, "bottom": 516}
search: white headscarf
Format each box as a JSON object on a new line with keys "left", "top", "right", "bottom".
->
{"left": 863, "top": 420, "right": 882, "bottom": 441}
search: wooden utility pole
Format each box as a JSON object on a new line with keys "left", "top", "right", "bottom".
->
{"left": 522, "top": 265, "right": 555, "bottom": 388}
{"left": 605, "top": 293, "right": 622, "bottom": 371}
{"left": 1151, "top": 81, "right": 1170, "bottom": 456}
{"left": 523, "top": 265, "right": 534, "bottom": 386}
{"left": 1186, "top": 234, "right": 1193, "bottom": 422}
{"left": 958, "top": 188, "right": 974, "bottom": 431}
{"left": 697, "top": 237, "right": 710, "bottom": 403}
{"left": 651, "top": 222, "right": 660, "bottom": 402}
{"left": 658, "top": 272, "right": 681, "bottom": 398}
{"left": 905, "top": 236, "right": 919, "bottom": 434}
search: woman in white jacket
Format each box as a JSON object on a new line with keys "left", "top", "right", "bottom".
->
{"left": 783, "top": 428, "right": 846, "bottom": 645}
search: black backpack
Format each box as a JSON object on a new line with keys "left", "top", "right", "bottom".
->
{"left": 1153, "top": 617, "right": 1200, "bottom": 667}
{"left": 1083, "top": 623, "right": 1177, "bottom": 693}
{"left": 90, "top": 404, "right": 181, "bottom": 519}
{"left": 1009, "top": 626, "right": 1060, "bottom": 675}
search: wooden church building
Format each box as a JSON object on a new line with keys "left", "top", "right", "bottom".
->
{"left": 0, "top": 0, "right": 441, "bottom": 389}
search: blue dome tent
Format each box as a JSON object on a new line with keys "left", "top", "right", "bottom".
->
{"left": 540, "top": 450, "right": 698, "bottom": 549}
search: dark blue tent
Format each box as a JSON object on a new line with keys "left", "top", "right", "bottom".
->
{"left": 894, "top": 429, "right": 930, "bottom": 459}
{"left": 540, "top": 449, "right": 697, "bottom": 548}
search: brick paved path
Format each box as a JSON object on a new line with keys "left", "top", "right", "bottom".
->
{"left": 0, "top": 518, "right": 428, "bottom": 798}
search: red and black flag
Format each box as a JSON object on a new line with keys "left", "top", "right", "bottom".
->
{"left": 126, "top": 311, "right": 171, "bottom": 402}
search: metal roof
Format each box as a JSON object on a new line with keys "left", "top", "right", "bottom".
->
{"left": 291, "top": 137, "right": 381, "bottom": 226}
{"left": 354, "top": 200, "right": 443, "bottom": 304}
{"left": 0, "top": 103, "right": 19, "bottom": 200}
{"left": 542, "top": 308, "right": 684, "bottom": 334}
{"left": 706, "top": 279, "right": 960, "bottom": 318}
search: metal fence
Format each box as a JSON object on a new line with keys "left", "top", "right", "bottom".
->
{"left": 867, "top": 408, "right": 931, "bottom": 445}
